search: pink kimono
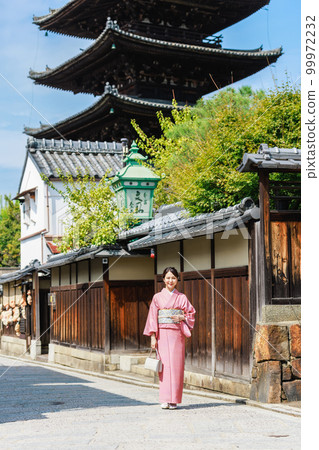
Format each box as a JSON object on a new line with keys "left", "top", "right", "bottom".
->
{"left": 143, "top": 288, "right": 196, "bottom": 404}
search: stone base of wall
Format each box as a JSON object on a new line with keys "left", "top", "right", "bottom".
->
{"left": 0, "top": 335, "right": 27, "bottom": 357}
{"left": 250, "top": 321, "right": 301, "bottom": 403}
{"left": 48, "top": 343, "right": 106, "bottom": 373}
{"left": 184, "top": 371, "right": 251, "bottom": 398}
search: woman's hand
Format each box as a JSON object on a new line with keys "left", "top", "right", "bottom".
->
{"left": 151, "top": 334, "right": 157, "bottom": 349}
{"left": 171, "top": 313, "right": 185, "bottom": 323}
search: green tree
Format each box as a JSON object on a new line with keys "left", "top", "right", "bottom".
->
{"left": 0, "top": 196, "right": 20, "bottom": 267}
{"left": 133, "top": 81, "right": 301, "bottom": 214}
{"left": 43, "top": 172, "right": 135, "bottom": 252}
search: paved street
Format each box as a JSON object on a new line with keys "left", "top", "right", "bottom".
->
{"left": 0, "top": 356, "right": 300, "bottom": 449}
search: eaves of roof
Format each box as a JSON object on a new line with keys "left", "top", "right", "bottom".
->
{"left": 119, "top": 198, "right": 260, "bottom": 250}
{"left": 24, "top": 90, "right": 184, "bottom": 139}
{"left": 29, "top": 26, "right": 282, "bottom": 86}
{"left": 0, "top": 260, "right": 41, "bottom": 284}
{"left": 38, "top": 245, "right": 129, "bottom": 270}
{"left": 237, "top": 144, "right": 301, "bottom": 173}
{"left": 32, "top": 1, "right": 270, "bottom": 39}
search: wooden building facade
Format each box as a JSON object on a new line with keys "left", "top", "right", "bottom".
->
{"left": 34, "top": 197, "right": 258, "bottom": 388}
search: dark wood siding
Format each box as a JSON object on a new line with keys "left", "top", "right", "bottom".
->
{"left": 213, "top": 266, "right": 251, "bottom": 380}
{"left": 50, "top": 282, "right": 105, "bottom": 351}
{"left": 155, "top": 271, "right": 212, "bottom": 373}
{"left": 181, "top": 271, "right": 212, "bottom": 372}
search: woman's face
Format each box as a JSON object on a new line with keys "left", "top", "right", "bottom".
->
{"left": 164, "top": 271, "right": 178, "bottom": 292}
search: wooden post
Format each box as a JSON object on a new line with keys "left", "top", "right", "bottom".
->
{"left": 259, "top": 170, "right": 272, "bottom": 305}
{"left": 33, "top": 272, "right": 40, "bottom": 342}
{"left": 210, "top": 236, "right": 216, "bottom": 377}
{"left": 103, "top": 262, "right": 111, "bottom": 354}
{"left": 211, "top": 268, "right": 216, "bottom": 377}
{"left": 179, "top": 240, "right": 184, "bottom": 273}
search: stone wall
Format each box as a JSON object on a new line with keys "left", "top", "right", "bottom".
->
{"left": 48, "top": 343, "right": 106, "bottom": 373}
{"left": 250, "top": 321, "right": 301, "bottom": 403}
{"left": 0, "top": 335, "right": 27, "bottom": 357}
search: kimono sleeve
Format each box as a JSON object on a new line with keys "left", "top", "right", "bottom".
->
{"left": 143, "top": 296, "right": 159, "bottom": 337}
{"left": 182, "top": 295, "right": 196, "bottom": 331}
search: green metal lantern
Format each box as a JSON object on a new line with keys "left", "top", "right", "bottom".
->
{"left": 112, "top": 141, "right": 161, "bottom": 221}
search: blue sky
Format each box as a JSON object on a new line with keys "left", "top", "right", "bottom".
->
{"left": 0, "top": 0, "right": 301, "bottom": 199}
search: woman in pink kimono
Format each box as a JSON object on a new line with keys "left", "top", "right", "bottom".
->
{"left": 144, "top": 267, "right": 196, "bottom": 409}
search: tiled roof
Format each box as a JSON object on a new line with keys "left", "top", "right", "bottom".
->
{"left": 0, "top": 260, "right": 41, "bottom": 284}
{"left": 32, "top": 0, "right": 270, "bottom": 40}
{"left": 237, "top": 144, "right": 301, "bottom": 172}
{"left": 119, "top": 198, "right": 260, "bottom": 250}
{"left": 39, "top": 245, "right": 129, "bottom": 270}
{"left": 26, "top": 137, "right": 123, "bottom": 178}
{"left": 29, "top": 22, "right": 282, "bottom": 97}
{"left": 24, "top": 90, "right": 184, "bottom": 140}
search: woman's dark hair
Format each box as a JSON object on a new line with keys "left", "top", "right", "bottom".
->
{"left": 162, "top": 267, "right": 179, "bottom": 279}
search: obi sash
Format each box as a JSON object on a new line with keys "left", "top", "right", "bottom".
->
{"left": 158, "top": 309, "right": 183, "bottom": 324}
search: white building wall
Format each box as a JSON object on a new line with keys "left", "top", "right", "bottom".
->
{"left": 20, "top": 234, "right": 43, "bottom": 269}
{"left": 19, "top": 157, "right": 46, "bottom": 240}
{"left": 47, "top": 181, "right": 69, "bottom": 237}
{"left": 19, "top": 157, "right": 69, "bottom": 267}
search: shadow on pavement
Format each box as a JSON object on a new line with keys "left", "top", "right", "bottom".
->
{"left": 0, "top": 363, "right": 155, "bottom": 424}
{"left": 182, "top": 402, "right": 242, "bottom": 410}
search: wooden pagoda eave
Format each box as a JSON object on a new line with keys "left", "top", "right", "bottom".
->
{"left": 24, "top": 91, "right": 184, "bottom": 140}
{"left": 29, "top": 27, "right": 282, "bottom": 96}
{"left": 33, "top": 0, "right": 270, "bottom": 39}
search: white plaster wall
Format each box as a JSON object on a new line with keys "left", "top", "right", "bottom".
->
{"left": 60, "top": 265, "right": 70, "bottom": 286}
{"left": 77, "top": 260, "right": 89, "bottom": 284}
{"left": 47, "top": 181, "right": 69, "bottom": 237}
{"left": 19, "top": 156, "right": 46, "bottom": 239}
{"left": 91, "top": 258, "right": 103, "bottom": 282}
{"left": 156, "top": 242, "right": 180, "bottom": 274}
{"left": 108, "top": 256, "right": 154, "bottom": 280}
{"left": 20, "top": 234, "right": 43, "bottom": 269}
{"left": 183, "top": 236, "right": 211, "bottom": 271}
{"left": 51, "top": 267, "right": 60, "bottom": 287}
{"left": 71, "top": 263, "right": 77, "bottom": 285}
{"left": 214, "top": 231, "right": 249, "bottom": 269}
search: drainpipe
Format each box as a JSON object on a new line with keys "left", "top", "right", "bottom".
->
{"left": 46, "top": 184, "right": 50, "bottom": 233}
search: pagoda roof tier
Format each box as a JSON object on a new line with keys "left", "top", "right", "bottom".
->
{"left": 29, "top": 25, "right": 282, "bottom": 101}
{"left": 24, "top": 88, "right": 185, "bottom": 142}
{"left": 33, "top": 0, "right": 270, "bottom": 41}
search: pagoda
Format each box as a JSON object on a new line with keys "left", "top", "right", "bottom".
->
{"left": 26, "top": 0, "right": 282, "bottom": 141}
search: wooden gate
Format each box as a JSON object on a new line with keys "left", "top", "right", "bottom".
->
{"left": 109, "top": 280, "right": 154, "bottom": 351}
{"left": 213, "top": 267, "right": 251, "bottom": 380}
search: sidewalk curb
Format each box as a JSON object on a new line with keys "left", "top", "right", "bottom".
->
{"left": 0, "top": 353, "right": 300, "bottom": 418}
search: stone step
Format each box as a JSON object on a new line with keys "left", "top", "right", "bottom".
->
{"left": 105, "top": 363, "right": 119, "bottom": 371}
{"left": 131, "top": 363, "right": 155, "bottom": 379}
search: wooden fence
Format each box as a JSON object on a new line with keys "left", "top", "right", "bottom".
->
{"left": 50, "top": 282, "right": 105, "bottom": 351}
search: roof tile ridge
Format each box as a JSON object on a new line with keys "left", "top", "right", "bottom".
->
{"left": 117, "top": 27, "right": 282, "bottom": 57}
